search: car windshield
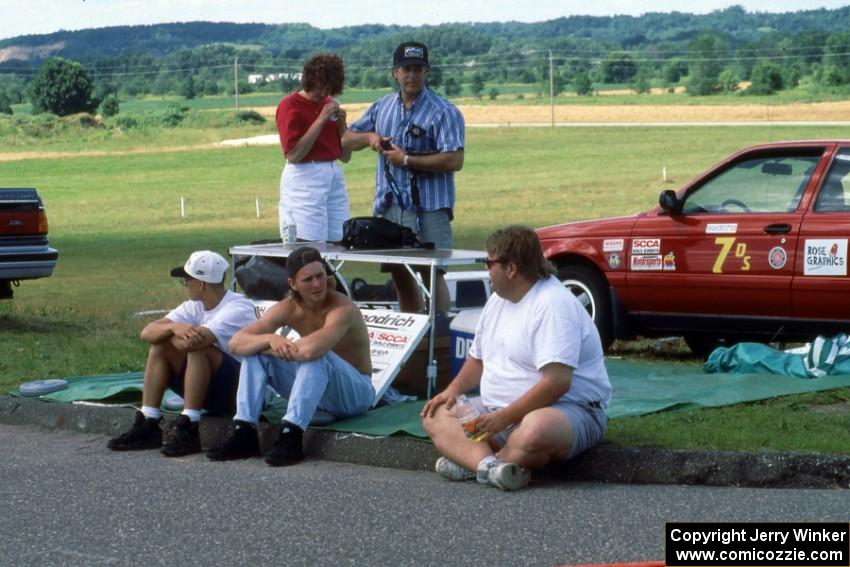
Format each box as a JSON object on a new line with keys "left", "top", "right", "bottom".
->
{"left": 682, "top": 154, "right": 821, "bottom": 214}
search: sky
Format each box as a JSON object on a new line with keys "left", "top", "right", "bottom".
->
{"left": 1, "top": 0, "right": 849, "bottom": 41}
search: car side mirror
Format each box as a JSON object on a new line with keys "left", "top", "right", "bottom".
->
{"left": 658, "top": 189, "right": 681, "bottom": 214}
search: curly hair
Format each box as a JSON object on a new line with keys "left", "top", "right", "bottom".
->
{"left": 302, "top": 53, "right": 345, "bottom": 96}
{"left": 486, "top": 225, "right": 555, "bottom": 282}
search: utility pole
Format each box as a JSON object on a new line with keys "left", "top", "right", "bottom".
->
{"left": 234, "top": 57, "right": 239, "bottom": 112}
{"left": 549, "top": 50, "right": 554, "bottom": 128}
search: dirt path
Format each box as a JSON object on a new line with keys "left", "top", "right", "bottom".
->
{"left": 459, "top": 100, "right": 850, "bottom": 123}
{"left": 254, "top": 100, "right": 850, "bottom": 124}
{"left": 0, "top": 143, "right": 233, "bottom": 163}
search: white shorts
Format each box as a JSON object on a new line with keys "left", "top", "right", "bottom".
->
{"left": 279, "top": 160, "right": 349, "bottom": 242}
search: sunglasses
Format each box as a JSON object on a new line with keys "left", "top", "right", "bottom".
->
{"left": 483, "top": 258, "right": 505, "bottom": 269}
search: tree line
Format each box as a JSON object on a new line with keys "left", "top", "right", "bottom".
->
{"left": 2, "top": 6, "right": 850, "bottom": 116}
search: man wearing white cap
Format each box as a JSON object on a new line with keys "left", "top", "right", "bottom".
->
{"left": 107, "top": 250, "right": 257, "bottom": 457}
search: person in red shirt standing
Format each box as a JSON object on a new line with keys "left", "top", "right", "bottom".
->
{"left": 276, "top": 54, "right": 350, "bottom": 242}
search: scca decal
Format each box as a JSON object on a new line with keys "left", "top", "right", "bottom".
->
{"left": 631, "top": 238, "right": 661, "bottom": 255}
{"left": 367, "top": 331, "right": 410, "bottom": 345}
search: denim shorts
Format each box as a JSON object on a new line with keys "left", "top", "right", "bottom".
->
{"left": 380, "top": 203, "right": 453, "bottom": 249}
{"left": 468, "top": 396, "right": 608, "bottom": 460}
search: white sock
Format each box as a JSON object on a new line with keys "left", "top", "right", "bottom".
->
{"left": 476, "top": 455, "right": 501, "bottom": 484}
{"left": 141, "top": 406, "right": 161, "bottom": 420}
{"left": 182, "top": 409, "right": 202, "bottom": 423}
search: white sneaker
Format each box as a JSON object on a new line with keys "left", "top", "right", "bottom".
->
{"left": 435, "top": 457, "right": 475, "bottom": 481}
{"left": 476, "top": 457, "right": 498, "bottom": 485}
{"left": 487, "top": 462, "right": 531, "bottom": 491}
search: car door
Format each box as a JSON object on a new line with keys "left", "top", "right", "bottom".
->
{"left": 794, "top": 146, "right": 850, "bottom": 323}
{"left": 625, "top": 149, "right": 825, "bottom": 324}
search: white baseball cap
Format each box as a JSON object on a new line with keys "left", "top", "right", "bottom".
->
{"left": 170, "top": 250, "right": 228, "bottom": 284}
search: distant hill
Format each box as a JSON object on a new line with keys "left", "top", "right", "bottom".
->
{"left": 0, "top": 22, "right": 399, "bottom": 63}
{"left": 1, "top": 6, "right": 849, "bottom": 65}
{"left": 3, "top": 6, "right": 850, "bottom": 103}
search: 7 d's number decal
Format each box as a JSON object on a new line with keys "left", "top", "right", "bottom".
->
{"left": 712, "top": 237, "right": 751, "bottom": 273}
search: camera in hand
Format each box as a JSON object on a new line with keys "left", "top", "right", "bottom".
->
{"left": 380, "top": 139, "right": 393, "bottom": 151}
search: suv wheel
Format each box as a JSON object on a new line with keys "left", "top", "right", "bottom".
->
{"left": 557, "top": 264, "right": 614, "bottom": 351}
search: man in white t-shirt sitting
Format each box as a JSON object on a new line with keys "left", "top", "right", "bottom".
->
{"left": 108, "top": 250, "right": 257, "bottom": 457}
{"left": 422, "top": 226, "right": 612, "bottom": 491}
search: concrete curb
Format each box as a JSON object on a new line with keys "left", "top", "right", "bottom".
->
{"left": 3, "top": 395, "right": 849, "bottom": 489}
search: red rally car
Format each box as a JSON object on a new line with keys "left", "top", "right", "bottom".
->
{"left": 536, "top": 140, "right": 850, "bottom": 356}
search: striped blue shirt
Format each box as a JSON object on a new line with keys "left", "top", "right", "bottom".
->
{"left": 349, "top": 87, "right": 465, "bottom": 216}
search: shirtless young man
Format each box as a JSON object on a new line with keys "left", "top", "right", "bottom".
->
{"left": 206, "top": 246, "right": 374, "bottom": 466}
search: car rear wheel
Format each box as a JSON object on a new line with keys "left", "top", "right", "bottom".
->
{"left": 557, "top": 264, "right": 614, "bottom": 351}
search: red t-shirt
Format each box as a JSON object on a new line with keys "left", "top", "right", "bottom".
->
{"left": 275, "top": 92, "right": 341, "bottom": 162}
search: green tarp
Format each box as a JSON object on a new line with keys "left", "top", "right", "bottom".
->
{"left": 10, "top": 358, "right": 850, "bottom": 439}
{"left": 705, "top": 335, "right": 850, "bottom": 378}
{"left": 606, "top": 357, "right": 850, "bottom": 418}
{"left": 9, "top": 372, "right": 434, "bottom": 438}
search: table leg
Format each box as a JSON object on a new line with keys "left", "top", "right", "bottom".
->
{"left": 426, "top": 263, "right": 438, "bottom": 398}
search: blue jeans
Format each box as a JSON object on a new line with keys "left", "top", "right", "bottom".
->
{"left": 234, "top": 351, "right": 375, "bottom": 430}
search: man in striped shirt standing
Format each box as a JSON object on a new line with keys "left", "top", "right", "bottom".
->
{"left": 343, "top": 41, "right": 465, "bottom": 313}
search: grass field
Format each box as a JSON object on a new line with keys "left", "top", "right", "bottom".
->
{"left": 58, "top": 81, "right": 850, "bottom": 112}
{"left": 2, "top": 107, "right": 850, "bottom": 454}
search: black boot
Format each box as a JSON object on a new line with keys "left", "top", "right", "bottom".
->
{"left": 107, "top": 410, "right": 162, "bottom": 451}
{"left": 265, "top": 420, "right": 304, "bottom": 467}
{"left": 206, "top": 420, "right": 260, "bottom": 461}
{"left": 161, "top": 415, "right": 202, "bottom": 457}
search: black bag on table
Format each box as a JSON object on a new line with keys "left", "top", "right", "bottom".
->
{"left": 234, "top": 255, "right": 290, "bottom": 301}
{"left": 234, "top": 241, "right": 344, "bottom": 300}
{"left": 340, "top": 216, "right": 433, "bottom": 250}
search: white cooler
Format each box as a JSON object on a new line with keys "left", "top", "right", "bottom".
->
{"left": 449, "top": 309, "right": 482, "bottom": 378}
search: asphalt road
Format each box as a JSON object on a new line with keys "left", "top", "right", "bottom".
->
{"left": 2, "top": 424, "right": 849, "bottom": 567}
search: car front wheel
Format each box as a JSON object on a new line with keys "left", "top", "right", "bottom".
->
{"left": 557, "top": 264, "right": 614, "bottom": 351}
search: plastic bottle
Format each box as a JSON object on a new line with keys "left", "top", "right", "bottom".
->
{"left": 455, "top": 393, "right": 488, "bottom": 442}
{"left": 281, "top": 210, "right": 297, "bottom": 244}
{"left": 328, "top": 98, "right": 340, "bottom": 122}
